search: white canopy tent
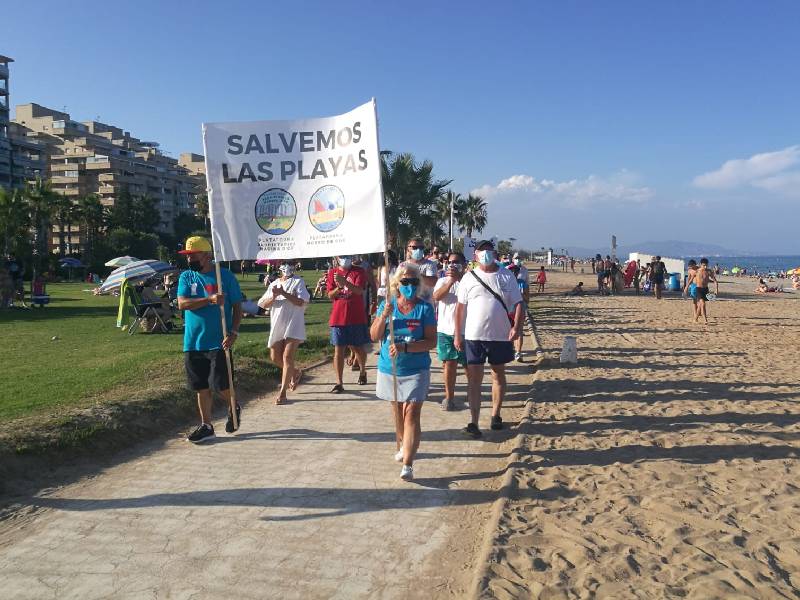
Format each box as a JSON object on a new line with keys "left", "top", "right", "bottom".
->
{"left": 628, "top": 252, "right": 686, "bottom": 282}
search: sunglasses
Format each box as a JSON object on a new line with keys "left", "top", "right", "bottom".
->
{"left": 408, "top": 246, "right": 424, "bottom": 250}
{"left": 399, "top": 278, "right": 420, "bottom": 286}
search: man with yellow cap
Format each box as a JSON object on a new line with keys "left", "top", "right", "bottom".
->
{"left": 177, "top": 236, "right": 243, "bottom": 442}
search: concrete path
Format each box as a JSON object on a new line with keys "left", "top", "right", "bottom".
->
{"left": 0, "top": 354, "right": 532, "bottom": 599}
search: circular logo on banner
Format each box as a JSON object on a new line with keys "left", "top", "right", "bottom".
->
{"left": 309, "top": 185, "right": 345, "bottom": 232}
{"left": 255, "top": 188, "right": 297, "bottom": 235}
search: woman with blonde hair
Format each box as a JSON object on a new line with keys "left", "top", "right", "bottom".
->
{"left": 370, "top": 262, "right": 436, "bottom": 481}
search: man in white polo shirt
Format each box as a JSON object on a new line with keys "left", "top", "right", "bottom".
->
{"left": 455, "top": 240, "right": 524, "bottom": 438}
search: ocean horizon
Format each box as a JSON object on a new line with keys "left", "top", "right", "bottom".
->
{"left": 684, "top": 255, "right": 800, "bottom": 274}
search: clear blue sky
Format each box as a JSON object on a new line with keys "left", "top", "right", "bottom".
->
{"left": 3, "top": 1, "right": 799, "bottom": 253}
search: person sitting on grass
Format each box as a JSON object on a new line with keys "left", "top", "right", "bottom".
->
{"left": 258, "top": 260, "right": 310, "bottom": 404}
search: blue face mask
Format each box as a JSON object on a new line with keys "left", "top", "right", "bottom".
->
{"left": 338, "top": 257, "right": 352, "bottom": 269}
{"left": 399, "top": 284, "right": 417, "bottom": 299}
{"left": 410, "top": 248, "right": 425, "bottom": 261}
{"left": 477, "top": 250, "right": 495, "bottom": 265}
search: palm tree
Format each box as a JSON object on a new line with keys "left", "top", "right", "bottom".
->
{"left": 457, "top": 193, "right": 488, "bottom": 238}
{"left": 0, "top": 187, "right": 30, "bottom": 257}
{"left": 381, "top": 152, "right": 451, "bottom": 250}
{"left": 436, "top": 191, "right": 461, "bottom": 250}
{"left": 24, "top": 177, "right": 58, "bottom": 270}
{"left": 75, "top": 194, "right": 105, "bottom": 267}
{"left": 53, "top": 193, "right": 76, "bottom": 257}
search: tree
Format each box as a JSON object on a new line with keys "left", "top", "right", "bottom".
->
{"left": 24, "top": 177, "right": 58, "bottom": 271}
{"left": 194, "top": 193, "right": 210, "bottom": 231}
{"left": 380, "top": 152, "right": 451, "bottom": 250}
{"left": 133, "top": 194, "right": 160, "bottom": 233}
{"left": 456, "top": 193, "right": 488, "bottom": 238}
{"left": 0, "top": 187, "right": 30, "bottom": 257}
{"left": 435, "top": 191, "right": 460, "bottom": 250}
{"left": 53, "top": 193, "right": 76, "bottom": 257}
{"left": 75, "top": 194, "right": 105, "bottom": 268}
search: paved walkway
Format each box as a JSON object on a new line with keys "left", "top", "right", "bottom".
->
{"left": 0, "top": 351, "right": 533, "bottom": 599}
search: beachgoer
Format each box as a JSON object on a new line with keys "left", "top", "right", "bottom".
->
{"left": 591, "top": 257, "right": 596, "bottom": 274}
{"left": 258, "top": 260, "right": 310, "bottom": 404}
{"left": 535, "top": 266, "right": 547, "bottom": 293}
{"left": 327, "top": 254, "right": 369, "bottom": 391}
{"left": 348, "top": 254, "right": 378, "bottom": 370}
{"left": 567, "top": 282, "right": 585, "bottom": 296}
{"left": 177, "top": 236, "right": 243, "bottom": 443}
{"left": 432, "top": 252, "right": 469, "bottom": 410}
{"left": 650, "top": 256, "right": 667, "bottom": 299}
{"left": 633, "top": 260, "right": 642, "bottom": 295}
{"left": 682, "top": 259, "right": 699, "bottom": 320}
{"left": 512, "top": 253, "right": 530, "bottom": 361}
{"left": 685, "top": 257, "right": 719, "bottom": 324}
{"left": 370, "top": 263, "right": 437, "bottom": 481}
{"left": 455, "top": 239, "right": 524, "bottom": 438}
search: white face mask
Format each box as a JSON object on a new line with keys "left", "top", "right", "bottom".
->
{"left": 513, "top": 258, "right": 522, "bottom": 266}
{"left": 338, "top": 257, "right": 352, "bottom": 269}
{"left": 280, "top": 264, "right": 294, "bottom": 276}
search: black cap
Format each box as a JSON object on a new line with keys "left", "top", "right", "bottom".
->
{"left": 476, "top": 239, "right": 494, "bottom": 250}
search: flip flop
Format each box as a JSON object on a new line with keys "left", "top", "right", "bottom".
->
{"left": 358, "top": 372, "right": 367, "bottom": 385}
{"left": 289, "top": 369, "right": 304, "bottom": 391}
{"left": 330, "top": 384, "right": 344, "bottom": 394}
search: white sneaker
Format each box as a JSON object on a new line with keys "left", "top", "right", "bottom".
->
{"left": 394, "top": 449, "right": 404, "bottom": 462}
{"left": 400, "top": 465, "right": 414, "bottom": 480}
{"left": 515, "top": 351, "right": 523, "bottom": 362}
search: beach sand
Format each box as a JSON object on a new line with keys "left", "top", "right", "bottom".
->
{"left": 482, "top": 268, "right": 800, "bottom": 599}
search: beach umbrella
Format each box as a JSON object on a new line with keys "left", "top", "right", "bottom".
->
{"left": 98, "top": 260, "right": 178, "bottom": 294}
{"left": 59, "top": 257, "right": 85, "bottom": 268}
{"left": 255, "top": 258, "right": 280, "bottom": 265}
{"left": 105, "top": 255, "right": 139, "bottom": 268}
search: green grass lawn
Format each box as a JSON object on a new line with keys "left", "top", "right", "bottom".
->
{"left": 0, "top": 271, "right": 333, "bottom": 422}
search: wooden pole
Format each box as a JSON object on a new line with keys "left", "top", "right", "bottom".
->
{"left": 214, "top": 260, "right": 238, "bottom": 431}
{"left": 382, "top": 245, "right": 398, "bottom": 404}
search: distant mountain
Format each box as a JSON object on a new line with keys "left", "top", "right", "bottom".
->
{"left": 561, "top": 240, "right": 747, "bottom": 259}
{"left": 618, "top": 240, "right": 745, "bottom": 258}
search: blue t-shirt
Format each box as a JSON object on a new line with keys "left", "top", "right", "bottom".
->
{"left": 376, "top": 298, "right": 436, "bottom": 376}
{"left": 178, "top": 267, "right": 243, "bottom": 352}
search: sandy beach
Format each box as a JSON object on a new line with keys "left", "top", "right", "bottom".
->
{"left": 481, "top": 268, "right": 800, "bottom": 598}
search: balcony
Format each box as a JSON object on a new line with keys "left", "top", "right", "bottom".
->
{"left": 0, "top": 64, "right": 8, "bottom": 78}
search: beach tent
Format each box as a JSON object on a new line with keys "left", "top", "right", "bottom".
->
{"left": 627, "top": 253, "right": 685, "bottom": 283}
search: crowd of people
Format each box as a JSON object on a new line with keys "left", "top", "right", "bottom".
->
{"left": 175, "top": 236, "right": 529, "bottom": 482}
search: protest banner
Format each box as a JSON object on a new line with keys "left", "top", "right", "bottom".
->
{"left": 201, "top": 101, "right": 390, "bottom": 425}
{"left": 202, "top": 100, "right": 385, "bottom": 262}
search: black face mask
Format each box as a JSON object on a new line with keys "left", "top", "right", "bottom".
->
{"left": 188, "top": 261, "right": 203, "bottom": 272}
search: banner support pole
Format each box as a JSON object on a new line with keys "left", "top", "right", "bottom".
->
{"left": 214, "top": 259, "right": 239, "bottom": 431}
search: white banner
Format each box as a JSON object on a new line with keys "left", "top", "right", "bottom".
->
{"left": 202, "top": 100, "right": 385, "bottom": 261}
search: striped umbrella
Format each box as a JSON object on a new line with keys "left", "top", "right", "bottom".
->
{"left": 98, "top": 260, "right": 179, "bottom": 294}
{"left": 105, "top": 255, "right": 139, "bottom": 268}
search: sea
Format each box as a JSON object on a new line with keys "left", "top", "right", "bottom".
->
{"left": 687, "top": 255, "right": 800, "bottom": 275}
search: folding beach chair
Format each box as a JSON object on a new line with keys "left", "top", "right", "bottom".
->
{"left": 127, "top": 287, "right": 170, "bottom": 334}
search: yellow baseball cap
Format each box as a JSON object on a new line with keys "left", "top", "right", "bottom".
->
{"left": 178, "top": 236, "right": 213, "bottom": 254}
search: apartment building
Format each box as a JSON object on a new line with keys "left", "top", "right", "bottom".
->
{"left": 14, "top": 103, "right": 202, "bottom": 251}
{"left": 0, "top": 55, "right": 46, "bottom": 189}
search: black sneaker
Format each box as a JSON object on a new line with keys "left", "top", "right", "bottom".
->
{"left": 462, "top": 423, "right": 482, "bottom": 439}
{"left": 491, "top": 415, "right": 503, "bottom": 430}
{"left": 225, "top": 404, "right": 242, "bottom": 433}
{"left": 187, "top": 423, "right": 215, "bottom": 444}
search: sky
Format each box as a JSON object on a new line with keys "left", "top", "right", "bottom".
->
{"left": 2, "top": 1, "right": 799, "bottom": 254}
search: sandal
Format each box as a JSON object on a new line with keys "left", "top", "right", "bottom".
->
{"left": 330, "top": 384, "right": 344, "bottom": 394}
{"left": 289, "top": 369, "right": 304, "bottom": 391}
{"left": 358, "top": 372, "right": 367, "bottom": 385}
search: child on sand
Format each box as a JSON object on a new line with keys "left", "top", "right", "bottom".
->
{"left": 536, "top": 266, "right": 547, "bottom": 293}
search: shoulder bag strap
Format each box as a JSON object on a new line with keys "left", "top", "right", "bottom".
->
{"left": 470, "top": 270, "right": 509, "bottom": 314}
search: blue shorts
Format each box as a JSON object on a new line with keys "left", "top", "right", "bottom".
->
{"left": 330, "top": 324, "right": 370, "bottom": 347}
{"left": 465, "top": 340, "right": 514, "bottom": 365}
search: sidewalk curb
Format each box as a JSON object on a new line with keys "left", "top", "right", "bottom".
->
{"left": 470, "top": 310, "right": 544, "bottom": 599}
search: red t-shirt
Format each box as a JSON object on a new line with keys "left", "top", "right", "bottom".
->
{"left": 536, "top": 271, "right": 547, "bottom": 283}
{"left": 326, "top": 266, "right": 367, "bottom": 326}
